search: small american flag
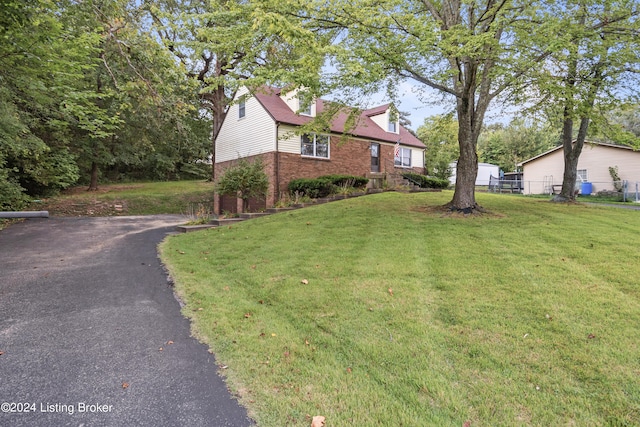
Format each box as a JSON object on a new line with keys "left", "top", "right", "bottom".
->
{"left": 394, "top": 141, "right": 400, "bottom": 157}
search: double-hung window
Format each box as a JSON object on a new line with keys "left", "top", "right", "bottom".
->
{"left": 394, "top": 147, "right": 411, "bottom": 167}
{"left": 238, "top": 99, "right": 246, "bottom": 119}
{"left": 301, "top": 134, "right": 329, "bottom": 158}
{"left": 577, "top": 169, "right": 588, "bottom": 182}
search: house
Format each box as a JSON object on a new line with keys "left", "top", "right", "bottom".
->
{"left": 518, "top": 141, "right": 640, "bottom": 195}
{"left": 214, "top": 86, "right": 426, "bottom": 213}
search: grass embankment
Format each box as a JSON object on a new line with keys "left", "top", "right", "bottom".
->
{"left": 160, "top": 192, "right": 640, "bottom": 426}
{"left": 28, "top": 180, "right": 215, "bottom": 216}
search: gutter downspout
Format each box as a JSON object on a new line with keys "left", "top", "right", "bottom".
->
{"left": 275, "top": 122, "right": 280, "bottom": 204}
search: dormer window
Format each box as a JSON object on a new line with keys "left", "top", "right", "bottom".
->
{"left": 280, "top": 87, "right": 315, "bottom": 116}
{"left": 298, "top": 91, "right": 314, "bottom": 116}
{"left": 388, "top": 108, "right": 399, "bottom": 133}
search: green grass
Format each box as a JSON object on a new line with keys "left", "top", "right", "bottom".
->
{"left": 160, "top": 191, "right": 640, "bottom": 426}
{"left": 29, "top": 180, "right": 215, "bottom": 216}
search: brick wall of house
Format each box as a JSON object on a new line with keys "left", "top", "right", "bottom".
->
{"left": 276, "top": 136, "right": 373, "bottom": 195}
{"left": 214, "top": 138, "right": 425, "bottom": 213}
{"left": 277, "top": 138, "right": 425, "bottom": 195}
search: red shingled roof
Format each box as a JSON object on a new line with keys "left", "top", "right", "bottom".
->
{"left": 252, "top": 87, "right": 425, "bottom": 149}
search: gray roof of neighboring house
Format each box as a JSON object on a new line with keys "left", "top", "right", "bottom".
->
{"left": 252, "top": 87, "right": 425, "bottom": 149}
{"left": 517, "top": 141, "right": 638, "bottom": 166}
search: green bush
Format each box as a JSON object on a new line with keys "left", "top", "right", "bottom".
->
{"left": 401, "top": 172, "right": 450, "bottom": 189}
{"left": 318, "top": 174, "right": 369, "bottom": 189}
{"left": 0, "top": 172, "right": 28, "bottom": 210}
{"left": 288, "top": 178, "right": 335, "bottom": 198}
{"left": 288, "top": 175, "right": 369, "bottom": 198}
{"left": 217, "top": 158, "right": 269, "bottom": 211}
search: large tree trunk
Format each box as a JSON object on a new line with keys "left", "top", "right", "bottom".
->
{"left": 447, "top": 82, "right": 487, "bottom": 213}
{"left": 207, "top": 85, "right": 226, "bottom": 181}
{"left": 450, "top": 117, "right": 479, "bottom": 213}
{"left": 88, "top": 161, "right": 99, "bottom": 191}
{"left": 553, "top": 116, "right": 589, "bottom": 202}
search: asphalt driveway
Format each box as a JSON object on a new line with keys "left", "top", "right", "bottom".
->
{"left": 0, "top": 216, "right": 253, "bottom": 426}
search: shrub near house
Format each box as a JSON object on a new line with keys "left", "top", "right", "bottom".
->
{"left": 288, "top": 174, "right": 369, "bottom": 198}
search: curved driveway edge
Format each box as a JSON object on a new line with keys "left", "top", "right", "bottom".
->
{"left": 0, "top": 216, "right": 254, "bottom": 426}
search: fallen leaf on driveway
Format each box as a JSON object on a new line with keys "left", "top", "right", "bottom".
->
{"left": 122, "top": 382, "right": 129, "bottom": 389}
{"left": 0, "top": 350, "right": 4, "bottom": 356}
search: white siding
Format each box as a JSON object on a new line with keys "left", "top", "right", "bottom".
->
{"left": 411, "top": 148, "right": 425, "bottom": 168}
{"left": 278, "top": 125, "right": 303, "bottom": 154}
{"left": 216, "top": 87, "right": 276, "bottom": 163}
{"left": 369, "top": 109, "right": 399, "bottom": 134}
{"left": 522, "top": 144, "right": 640, "bottom": 194}
{"left": 369, "top": 112, "right": 387, "bottom": 131}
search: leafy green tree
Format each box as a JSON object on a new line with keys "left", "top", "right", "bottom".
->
{"left": 520, "top": 0, "right": 640, "bottom": 202}
{"left": 417, "top": 114, "right": 459, "bottom": 180}
{"left": 216, "top": 158, "right": 269, "bottom": 212}
{"left": 592, "top": 104, "right": 640, "bottom": 148}
{"left": 478, "top": 119, "right": 559, "bottom": 172}
{"left": 0, "top": 0, "right": 95, "bottom": 205}
{"left": 62, "top": 0, "right": 209, "bottom": 189}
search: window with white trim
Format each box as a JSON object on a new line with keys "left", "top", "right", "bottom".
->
{"left": 388, "top": 120, "right": 397, "bottom": 133}
{"left": 238, "top": 99, "right": 246, "bottom": 118}
{"left": 301, "top": 134, "right": 329, "bottom": 158}
{"left": 299, "top": 101, "right": 312, "bottom": 116}
{"left": 394, "top": 147, "right": 411, "bottom": 167}
{"left": 577, "top": 169, "right": 588, "bottom": 182}
{"left": 298, "top": 91, "right": 313, "bottom": 116}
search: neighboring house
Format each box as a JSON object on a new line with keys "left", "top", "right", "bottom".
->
{"left": 518, "top": 141, "right": 640, "bottom": 195}
{"left": 448, "top": 161, "right": 499, "bottom": 187}
{"left": 214, "top": 86, "right": 426, "bottom": 212}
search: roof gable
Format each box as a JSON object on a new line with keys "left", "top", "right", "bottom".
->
{"left": 251, "top": 87, "right": 424, "bottom": 149}
{"left": 518, "top": 141, "right": 638, "bottom": 166}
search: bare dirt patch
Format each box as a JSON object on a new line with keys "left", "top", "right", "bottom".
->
{"left": 411, "top": 204, "right": 506, "bottom": 218}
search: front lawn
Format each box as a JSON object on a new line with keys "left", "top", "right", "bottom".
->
{"left": 160, "top": 191, "right": 640, "bottom": 426}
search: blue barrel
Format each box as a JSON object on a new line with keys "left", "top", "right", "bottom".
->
{"left": 581, "top": 182, "right": 592, "bottom": 195}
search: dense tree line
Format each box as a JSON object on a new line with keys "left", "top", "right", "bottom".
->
{"left": 0, "top": 0, "right": 209, "bottom": 210}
